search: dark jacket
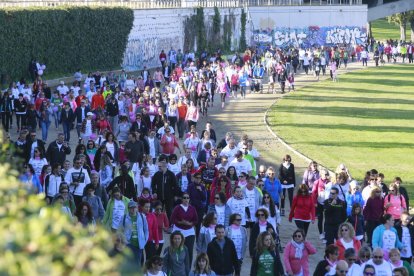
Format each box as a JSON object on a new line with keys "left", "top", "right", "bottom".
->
{"left": 395, "top": 219, "right": 414, "bottom": 256}
{"left": 151, "top": 169, "right": 178, "bottom": 202}
{"left": 249, "top": 222, "right": 277, "bottom": 257}
{"left": 124, "top": 139, "right": 144, "bottom": 164}
{"left": 176, "top": 172, "right": 192, "bottom": 196}
{"left": 313, "top": 259, "right": 330, "bottom": 276}
{"left": 60, "top": 108, "right": 74, "bottom": 124}
{"left": 250, "top": 248, "right": 284, "bottom": 276}
{"left": 130, "top": 120, "right": 149, "bottom": 137}
{"left": 74, "top": 106, "right": 91, "bottom": 124}
{"left": 207, "top": 237, "right": 240, "bottom": 275}
{"left": 399, "top": 186, "right": 410, "bottom": 209}
{"left": 26, "top": 138, "right": 46, "bottom": 162}
{"left": 46, "top": 141, "right": 72, "bottom": 166}
{"left": 324, "top": 198, "right": 347, "bottom": 226}
{"left": 187, "top": 183, "right": 207, "bottom": 211}
{"left": 201, "top": 129, "right": 216, "bottom": 142}
{"left": 347, "top": 214, "right": 365, "bottom": 237}
{"left": 106, "top": 100, "right": 119, "bottom": 117}
{"left": 102, "top": 140, "right": 119, "bottom": 163}
{"left": 278, "top": 163, "right": 296, "bottom": 186}
{"left": 106, "top": 174, "right": 136, "bottom": 200}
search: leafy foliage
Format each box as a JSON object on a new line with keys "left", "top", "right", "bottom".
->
{"left": 240, "top": 8, "right": 247, "bottom": 51}
{"left": 0, "top": 131, "right": 121, "bottom": 275}
{"left": 387, "top": 12, "right": 410, "bottom": 40}
{"left": 0, "top": 6, "right": 133, "bottom": 82}
{"left": 195, "top": 7, "right": 207, "bottom": 53}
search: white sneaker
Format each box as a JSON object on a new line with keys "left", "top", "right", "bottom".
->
{"left": 319, "top": 233, "right": 325, "bottom": 240}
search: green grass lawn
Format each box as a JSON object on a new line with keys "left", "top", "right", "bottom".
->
{"left": 268, "top": 64, "right": 414, "bottom": 197}
{"left": 371, "top": 18, "right": 402, "bottom": 42}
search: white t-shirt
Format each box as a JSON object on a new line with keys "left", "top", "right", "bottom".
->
{"left": 183, "top": 137, "right": 200, "bottom": 158}
{"left": 347, "top": 263, "right": 362, "bottom": 276}
{"left": 227, "top": 197, "right": 249, "bottom": 225}
{"left": 144, "top": 271, "right": 166, "bottom": 276}
{"left": 112, "top": 199, "right": 125, "bottom": 230}
{"left": 147, "top": 137, "right": 156, "bottom": 158}
{"left": 29, "top": 158, "right": 48, "bottom": 177}
{"left": 230, "top": 158, "right": 252, "bottom": 176}
{"left": 382, "top": 229, "right": 397, "bottom": 251}
{"left": 168, "top": 163, "right": 181, "bottom": 176}
{"left": 401, "top": 226, "right": 413, "bottom": 258}
{"left": 105, "top": 142, "right": 115, "bottom": 160}
{"left": 229, "top": 227, "right": 243, "bottom": 259}
{"left": 361, "top": 259, "right": 393, "bottom": 276}
{"left": 340, "top": 238, "right": 354, "bottom": 250}
{"left": 65, "top": 167, "right": 91, "bottom": 196}
{"left": 215, "top": 205, "right": 226, "bottom": 226}
{"left": 245, "top": 188, "right": 257, "bottom": 219}
{"left": 220, "top": 146, "right": 239, "bottom": 163}
{"left": 180, "top": 175, "right": 189, "bottom": 192}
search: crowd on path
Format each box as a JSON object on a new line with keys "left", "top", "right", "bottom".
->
{"left": 1, "top": 40, "right": 413, "bottom": 276}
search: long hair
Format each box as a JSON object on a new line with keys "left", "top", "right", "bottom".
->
{"left": 337, "top": 222, "right": 355, "bottom": 239}
{"left": 260, "top": 191, "right": 276, "bottom": 217}
{"left": 202, "top": 212, "right": 216, "bottom": 228}
{"left": 255, "top": 232, "right": 276, "bottom": 256}
{"left": 193, "top": 253, "right": 212, "bottom": 274}
{"left": 75, "top": 201, "right": 94, "bottom": 222}
{"left": 169, "top": 231, "right": 185, "bottom": 253}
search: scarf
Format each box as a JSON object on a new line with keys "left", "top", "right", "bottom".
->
{"left": 326, "top": 257, "right": 337, "bottom": 267}
{"left": 180, "top": 204, "right": 189, "bottom": 212}
{"left": 259, "top": 220, "right": 267, "bottom": 226}
{"left": 283, "top": 162, "right": 291, "bottom": 169}
{"left": 230, "top": 224, "right": 240, "bottom": 230}
{"left": 291, "top": 240, "right": 304, "bottom": 259}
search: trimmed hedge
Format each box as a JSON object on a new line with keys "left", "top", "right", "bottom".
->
{"left": 0, "top": 6, "right": 134, "bottom": 82}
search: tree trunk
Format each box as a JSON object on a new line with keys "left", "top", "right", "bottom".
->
{"left": 411, "top": 19, "right": 414, "bottom": 42}
{"left": 367, "top": 22, "right": 372, "bottom": 40}
{"left": 400, "top": 22, "right": 406, "bottom": 41}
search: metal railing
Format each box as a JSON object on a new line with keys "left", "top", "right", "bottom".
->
{"left": 0, "top": 0, "right": 363, "bottom": 9}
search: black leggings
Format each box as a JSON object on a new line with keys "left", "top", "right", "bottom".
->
{"left": 185, "top": 235, "right": 195, "bottom": 266}
{"left": 295, "top": 220, "right": 310, "bottom": 236}
{"left": 281, "top": 187, "right": 294, "bottom": 209}
{"left": 366, "top": 220, "right": 381, "bottom": 246}
{"left": 220, "top": 93, "right": 226, "bottom": 103}
{"left": 316, "top": 203, "right": 324, "bottom": 235}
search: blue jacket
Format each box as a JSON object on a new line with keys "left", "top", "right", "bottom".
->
{"left": 253, "top": 66, "right": 264, "bottom": 78}
{"left": 263, "top": 177, "right": 282, "bottom": 204}
{"left": 239, "top": 73, "right": 248, "bottom": 87}
{"left": 120, "top": 211, "right": 149, "bottom": 249}
{"left": 372, "top": 224, "right": 402, "bottom": 250}
{"left": 345, "top": 192, "right": 364, "bottom": 215}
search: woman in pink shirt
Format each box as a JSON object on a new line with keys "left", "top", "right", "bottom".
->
{"left": 160, "top": 127, "right": 180, "bottom": 156}
{"left": 283, "top": 229, "right": 316, "bottom": 276}
{"left": 384, "top": 183, "right": 407, "bottom": 222}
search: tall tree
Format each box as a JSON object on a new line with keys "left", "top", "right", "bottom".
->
{"left": 387, "top": 12, "right": 408, "bottom": 41}
{"left": 408, "top": 11, "right": 414, "bottom": 42}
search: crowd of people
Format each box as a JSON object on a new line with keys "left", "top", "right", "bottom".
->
{"left": 0, "top": 41, "right": 413, "bottom": 276}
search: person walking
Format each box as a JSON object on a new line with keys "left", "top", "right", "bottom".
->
{"left": 250, "top": 232, "right": 284, "bottom": 276}
{"left": 284, "top": 229, "right": 316, "bottom": 276}
{"left": 289, "top": 184, "right": 315, "bottom": 236}
{"left": 162, "top": 231, "right": 191, "bottom": 276}
{"left": 207, "top": 224, "right": 241, "bottom": 276}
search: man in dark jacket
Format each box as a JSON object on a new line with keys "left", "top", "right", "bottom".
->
{"left": 74, "top": 100, "right": 90, "bottom": 137}
{"left": 46, "top": 133, "right": 72, "bottom": 166}
{"left": 26, "top": 130, "right": 46, "bottom": 162}
{"left": 124, "top": 132, "right": 144, "bottom": 166}
{"left": 151, "top": 161, "right": 178, "bottom": 218}
{"left": 187, "top": 172, "right": 207, "bottom": 238}
{"left": 324, "top": 187, "right": 347, "bottom": 245}
{"left": 207, "top": 225, "right": 240, "bottom": 276}
{"left": 106, "top": 164, "right": 136, "bottom": 200}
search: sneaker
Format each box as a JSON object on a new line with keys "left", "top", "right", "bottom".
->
{"left": 280, "top": 209, "right": 285, "bottom": 217}
{"left": 319, "top": 233, "right": 325, "bottom": 240}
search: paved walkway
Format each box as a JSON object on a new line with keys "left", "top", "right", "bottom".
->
{"left": 9, "top": 60, "right": 366, "bottom": 274}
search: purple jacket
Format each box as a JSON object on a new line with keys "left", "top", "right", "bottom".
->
{"left": 187, "top": 183, "right": 207, "bottom": 210}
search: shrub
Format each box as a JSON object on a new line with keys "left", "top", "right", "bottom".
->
{"left": 0, "top": 6, "right": 134, "bottom": 82}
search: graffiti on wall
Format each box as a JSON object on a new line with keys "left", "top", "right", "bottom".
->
{"left": 122, "top": 11, "right": 184, "bottom": 71}
{"left": 253, "top": 26, "right": 367, "bottom": 48}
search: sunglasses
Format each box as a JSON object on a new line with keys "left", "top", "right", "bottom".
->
{"left": 373, "top": 255, "right": 383, "bottom": 259}
{"left": 338, "top": 270, "right": 348, "bottom": 274}
{"left": 235, "top": 218, "right": 242, "bottom": 221}
{"left": 330, "top": 192, "right": 337, "bottom": 195}
{"left": 341, "top": 228, "right": 349, "bottom": 232}
{"left": 219, "top": 171, "right": 226, "bottom": 174}
{"left": 182, "top": 197, "right": 190, "bottom": 199}
{"left": 239, "top": 175, "right": 246, "bottom": 178}
{"left": 361, "top": 255, "right": 370, "bottom": 258}
{"left": 364, "top": 273, "right": 375, "bottom": 276}
{"left": 257, "top": 214, "right": 265, "bottom": 217}
{"left": 263, "top": 196, "right": 270, "bottom": 199}
{"left": 215, "top": 197, "right": 220, "bottom": 200}
{"left": 294, "top": 235, "right": 302, "bottom": 238}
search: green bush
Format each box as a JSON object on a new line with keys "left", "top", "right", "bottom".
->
{"left": 0, "top": 131, "right": 122, "bottom": 275}
{"left": 0, "top": 6, "right": 134, "bottom": 82}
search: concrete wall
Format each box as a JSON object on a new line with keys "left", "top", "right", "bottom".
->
{"left": 249, "top": 5, "right": 368, "bottom": 48}
{"left": 122, "top": 8, "right": 242, "bottom": 71}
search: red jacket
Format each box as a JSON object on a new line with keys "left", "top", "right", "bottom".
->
{"left": 335, "top": 238, "right": 361, "bottom": 260}
{"left": 145, "top": 212, "right": 159, "bottom": 245}
{"left": 91, "top": 93, "right": 105, "bottom": 110}
{"left": 155, "top": 212, "right": 169, "bottom": 242}
{"left": 289, "top": 195, "right": 315, "bottom": 221}
{"left": 209, "top": 176, "right": 232, "bottom": 204}
{"left": 160, "top": 134, "right": 179, "bottom": 155}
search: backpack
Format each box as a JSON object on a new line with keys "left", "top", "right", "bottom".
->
{"left": 122, "top": 211, "right": 148, "bottom": 240}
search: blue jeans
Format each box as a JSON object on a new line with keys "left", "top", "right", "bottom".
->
{"left": 53, "top": 110, "right": 61, "bottom": 128}
{"left": 62, "top": 122, "right": 71, "bottom": 142}
{"left": 40, "top": 121, "right": 50, "bottom": 141}
{"left": 127, "top": 244, "right": 142, "bottom": 269}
